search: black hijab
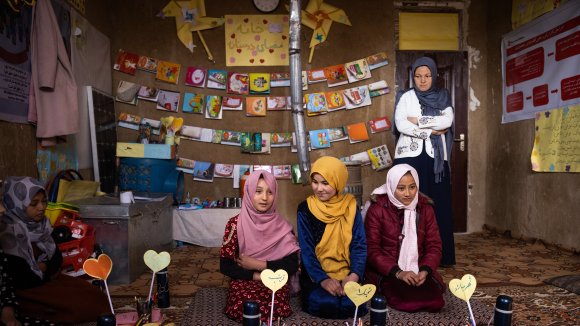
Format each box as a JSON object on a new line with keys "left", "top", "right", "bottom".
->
{"left": 393, "top": 56, "right": 454, "bottom": 183}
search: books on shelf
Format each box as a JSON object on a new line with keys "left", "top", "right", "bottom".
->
{"left": 309, "top": 129, "right": 331, "bottom": 149}
{"left": 367, "top": 144, "right": 393, "bottom": 171}
{"left": 246, "top": 97, "right": 267, "bottom": 116}
{"left": 270, "top": 72, "right": 290, "bottom": 87}
{"left": 344, "top": 85, "right": 371, "bottom": 109}
{"left": 368, "top": 116, "right": 391, "bottom": 133}
{"left": 345, "top": 59, "right": 372, "bottom": 83}
{"left": 305, "top": 93, "right": 328, "bottom": 116}
{"left": 227, "top": 72, "right": 249, "bottom": 95}
{"left": 156, "top": 90, "right": 180, "bottom": 112}
{"left": 324, "top": 64, "right": 348, "bottom": 87}
{"left": 366, "top": 52, "right": 389, "bottom": 70}
{"left": 221, "top": 96, "right": 243, "bottom": 111}
{"left": 205, "top": 95, "right": 223, "bottom": 119}
{"left": 182, "top": 93, "right": 204, "bottom": 114}
{"left": 346, "top": 122, "right": 370, "bottom": 143}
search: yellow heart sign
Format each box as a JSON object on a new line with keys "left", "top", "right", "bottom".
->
{"left": 83, "top": 254, "right": 113, "bottom": 280}
{"left": 344, "top": 282, "right": 376, "bottom": 307}
{"left": 143, "top": 250, "right": 171, "bottom": 273}
{"left": 449, "top": 274, "right": 477, "bottom": 302}
{"left": 260, "top": 269, "right": 288, "bottom": 293}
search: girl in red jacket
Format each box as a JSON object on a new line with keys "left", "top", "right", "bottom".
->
{"left": 364, "top": 164, "right": 445, "bottom": 312}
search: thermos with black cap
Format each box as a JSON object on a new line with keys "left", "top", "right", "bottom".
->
{"left": 494, "top": 295, "right": 513, "bottom": 325}
{"left": 243, "top": 300, "right": 261, "bottom": 326}
{"left": 370, "top": 295, "right": 388, "bottom": 326}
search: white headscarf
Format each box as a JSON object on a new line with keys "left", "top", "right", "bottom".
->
{"left": 371, "top": 164, "right": 420, "bottom": 273}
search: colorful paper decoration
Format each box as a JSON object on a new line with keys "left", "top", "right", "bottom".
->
{"left": 143, "top": 250, "right": 172, "bottom": 273}
{"left": 144, "top": 250, "right": 172, "bottom": 304}
{"left": 158, "top": 0, "right": 225, "bottom": 60}
{"left": 225, "top": 15, "right": 289, "bottom": 67}
{"left": 299, "top": 0, "right": 351, "bottom": 63}
{"left": 83, "top": 254, "right": 115, "bottom": 314}
{"left": 260, "top": 269, "right": 289, "bottom": 326}
{"left": 449, "top": 274, "right": 478, "bottom": 326}
{"left": 344, "top": 281, "right": 376, "bottom": 326}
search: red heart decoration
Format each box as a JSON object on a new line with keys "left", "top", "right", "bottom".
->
{"left": 237, "top": 49, "right": 242, "bottom": 53}
{"left": 269, "top": 49, "right": 274, "bottom": 53}
{"left": 244, "top": 18, "right": 249, "bottom": 23}
{"left": 263, "top": 19, "right": 268, "bottom": 24}
{"left": 282, "top": 35, "right": 287, "bottom": 40}
{"left": 250, "top": 59, "right": 255, "bottom": 63}
{"left": 231, "top": 33, "right": 235, "bottom": 39}
{"left": 260, "top": 59, "right": 265, "bottom": 63}
{"left": 83, "top": 254, "right": 113, "bottom": 280}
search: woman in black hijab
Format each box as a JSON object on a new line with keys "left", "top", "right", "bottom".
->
{"left": 392, "top": 56, "right": 456, "bottom": 266}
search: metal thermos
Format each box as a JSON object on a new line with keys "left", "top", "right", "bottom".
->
{"left": 370, "top": 295, "right": 388, "bottom": 326}
{"left": 242, "top": 300, "right": 261, "bottom": 326}
{"left": 96, "top": 314, "right": 116, "bottom": 326}
{"left": 156, "top": 268, "right": 170, "bottom": 308}
{"left": 494, "top": 295, "right": 513, "bottom": 326}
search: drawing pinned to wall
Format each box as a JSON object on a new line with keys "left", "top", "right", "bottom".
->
{"left": 225, "top": 15, "right": 289, "bottom": 67}
{"left": 158, "top": 0, "right": 225, "bottom": 61}
{"left": 531, "top": 105, "right": 579, "bottom": 172}
{"left": 291, "top": 0, "right": 351, "bottom": 63}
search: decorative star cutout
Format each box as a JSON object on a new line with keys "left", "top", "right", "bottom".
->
{"left": 158, "top": 0, "right": 224, "bottom": 53}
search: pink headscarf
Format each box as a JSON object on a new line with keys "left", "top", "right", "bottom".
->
{"left": 237, "top": 170, "right": 299, "bottom": 261}
{"left": 371, "top": 164, "right": 420, "bottom": 273}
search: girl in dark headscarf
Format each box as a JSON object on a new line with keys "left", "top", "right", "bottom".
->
{"left": 0, "top": 176, "right": 109, "bottom": 324}
{"left": 392, "top": 56, "right": 456, "bottom": 266}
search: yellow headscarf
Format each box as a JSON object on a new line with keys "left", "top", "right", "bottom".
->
{"left": 307, "top": 156, "right": 357, "bottom": 280}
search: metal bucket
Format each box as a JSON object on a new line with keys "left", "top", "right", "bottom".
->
{"left": 343, "top": 161, "right": 363, "bottom": 209}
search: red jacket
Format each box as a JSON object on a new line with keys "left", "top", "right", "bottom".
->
{"left": 364, "top": 193, "right": 444, "bottom": 288}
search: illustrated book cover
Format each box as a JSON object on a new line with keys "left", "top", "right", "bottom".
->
{"left": 227, "top": 72, "right": 249, "bottom": 95}
{"left": 345, "top": 59, "right": 372, "bottom": 83}
{"left": 272, "top": 165, "right": 292, "bottom": 179}
{"left": 307, "top": 69, "right": 327, "bottom": 84}
{"left": 113, "top": 49, "right": 139, "bottom": 75}
{"left": 137, "top": 86, "right": 159, "bottom": 102}
{"left": 325, "top": 90, "right": 346, "bottom": 111}
{"left": 249, "top": 73, "right": 271, "bottom": 95}
{"left": 206, "top": 69, "right": 227, "bottom": 90}
{"left": 324, "top": 64, "right": 348, "bottom": 87}
{"left": 270, "top": 72, "right": 290, "bottom": 87}
{"left": 205, "top": 95, "right": 223, "bottom": 119}
{"left": 156, "top": 60, "right": 181, "bottom": 84}
{"left": 192, "top": 161, "right": 215, "bottom": 182}
{"left": 136, "top": 55, "right": 158, "bottom": 73}
{"left": 185, "top": 66, "right": 207, "bottom": 88}
{"left": 246, "top": 97, "right": 267, "bottom": 116}
{"left": 328, "top": 126, "right": 349, "bottom": 142}
{"left": 367, "top": 144, "right": 393, "bottom": 171}
{"left": 368, "top": 116, "right": 391, "bottom": 133}
{"left": 115, "top": 80, "right": 140, "bottom": 105}
{"left": 221, "top": 96, "right": 244, "bottom": 111}
{"left": 309, "top": 129, "right": 331, "bottom": 149}
{"left": 344, "top": 85, "right": 371, "bottom": 109}
{"left": 266, "top": 96, "right": 289, "bottom": 111}
{"left": 214, "top": 164, "right": 234, "bottom": 178}
{"left": 305, "top": 93, "right": 328, "bottom": 116}
{"left": 366, "top": 52, "right": 389, "bottom": 70}
{"left": 270, "top": 132, "right": 292, "bottom": 147}
{"left": 156, "top": 90, "right": 180, "bottom": 112}
{"left": 182, "top": 93, "right": 204, "bottom": 114}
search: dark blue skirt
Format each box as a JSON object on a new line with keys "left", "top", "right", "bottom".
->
{"left": 394, "top": 149, "right": 456, "bottom": 266}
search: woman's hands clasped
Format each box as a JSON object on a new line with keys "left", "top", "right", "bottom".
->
{"left": 397, "top": 270, "right": 428, "bottom": 287}
{"left": 321, "top": 272, "right": 360, "bottom": 296}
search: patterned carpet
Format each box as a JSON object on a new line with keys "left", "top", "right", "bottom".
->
{"left": 102, "top": 230, "right": 580, "bottom": 325}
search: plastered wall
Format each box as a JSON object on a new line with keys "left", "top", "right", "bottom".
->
{"left": 479, "top": 0, "right": 580, "bottom": 251}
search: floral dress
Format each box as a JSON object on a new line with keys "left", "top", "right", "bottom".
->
{"left": 220, "top": 215, "right": 298, "bottom": 323}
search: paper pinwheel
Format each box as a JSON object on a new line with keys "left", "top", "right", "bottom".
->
{"left": 158, "top": 0, "right": 224, "bottom": 60}
{"left": 299, "top": 0, "right": 351, "bottom": 63}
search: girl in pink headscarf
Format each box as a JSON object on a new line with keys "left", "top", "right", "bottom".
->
{"left": 364, "top": 164, "right": 445, "bottom": 312}
{"left": 220, "top": 170, "right": 300, "bottom": 323}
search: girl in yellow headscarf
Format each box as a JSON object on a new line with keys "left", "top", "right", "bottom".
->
{"left": 297, "top": 156, "right": 368, "bottom": 319}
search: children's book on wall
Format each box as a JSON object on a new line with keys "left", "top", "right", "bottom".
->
{"left": 182, "top": 93, "right": 204, "bottom": 114}
{"left": 185, "top": 67, "right": 207, "bottom": 88}
{"left": 156, "top": 60, "right": 181, "bottom": 84}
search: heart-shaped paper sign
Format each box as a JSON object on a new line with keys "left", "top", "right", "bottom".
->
{"left": 260, "top": 269, "right": 288, "bottom": 292}
{"left": 143, "top": 250, "right": 171, "bottom": 273}
{"left": 83, "top": 254, "right": 113, "bottom": 280}
{"left": 449, "top": 274, "right": 477, "bottom": 302}
{"left": 344, "top": 282, "right": 376, "bottom": 307}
